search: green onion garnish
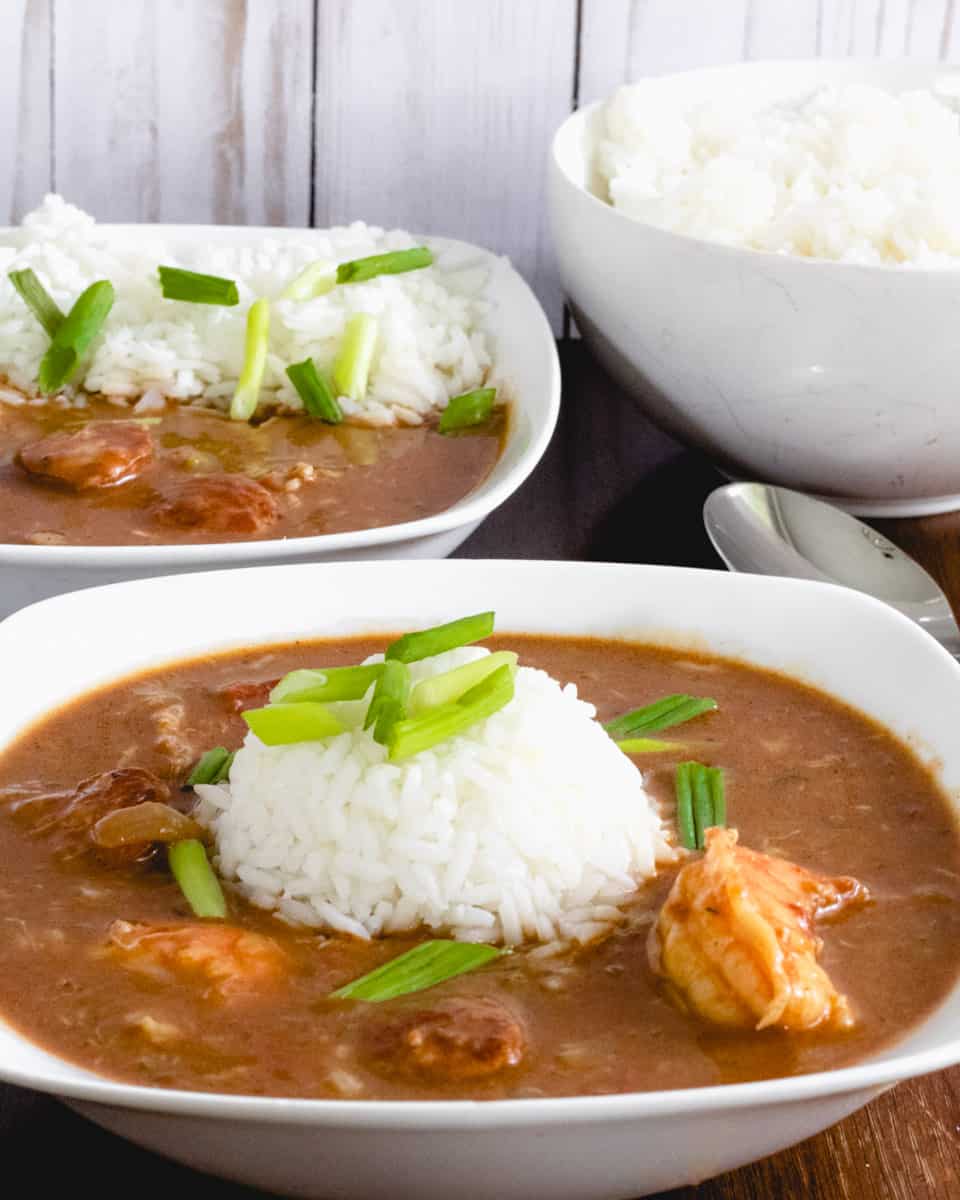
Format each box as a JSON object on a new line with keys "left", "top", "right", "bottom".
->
{"left": 270, "top": 664, "right": 382, "bottom": 705}
{"left": 242, "top": 701, "right": 343, "bottom": 745}
{"left": 286, "top": 358, "right": 343, "bottom": 423}
{"left": 675, "top": 761, "right": 726, "bottom": 851}
{"left": 692, "top": 767, "right": 713, "bottom": 851}
{"left": 388, "top": 662, "right": 514, "bottom": 762}
{"left": 331, "top": 939, "right": 502, "bottom": 1002}
{"left": 365, "top": 659, "right": 411, "bottom": 746}
{"left": 604, "top": 694, "right": 717, "bottom": 740}
{"left": 187, "top": 746, "right": 231, "bottom": 786}
{"left": 37, "top": 280, "right": 115, "bottom": 394}
{"left": 336, "top": 246, "right": 433, "bottom": 285}
{"left": 675, "top": 763, "right": 697, "bottom": 851}
{"left": 712, "top": 769, "right": 726, "bottom": 828}
{"left": 409, "top": 650, "right": 517, "bottom": 714}
{"left": 212, "top": 751, "right": 235, "bottom": 783}
{"left": 158, "top": 266, "right": 239, "bottom": 306}
{"left": 617, "top": 737, "right": 679, "bottom": 754}
{"left": 8, "top": 268, "right": 65, "bottom": 337}
{"left": 332, "top": 313, "right": 378, "bottom": 400}
{"left": 385, "top": 611, "right": 495, "bottom": 664}
{"left": 168, "top": 839, "right": 227, "bottom": 919}
{"left": 280, "top": 259, "right": 336, "bottom": 301}
{"left": 439, "top": 387, "right": 497, "bottom": 434}
{"left": 230, "top": 298, "right": 271, "bottom": 421}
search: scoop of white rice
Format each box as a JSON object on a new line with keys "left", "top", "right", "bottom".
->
{"left": 597, "top": 81, "right": 960, "bottom": 265}
{"left": 0, "top": 195, "right": 491, "bottom": 426}
{"left": 196, "top": 647, "right": 675, "bottom": 945}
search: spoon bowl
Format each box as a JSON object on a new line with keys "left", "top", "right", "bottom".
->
{"left": 703, "top": 482, "right": 960, "bottom": 654}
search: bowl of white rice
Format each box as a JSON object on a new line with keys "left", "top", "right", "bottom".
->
{"left": 550, "top": 59, "right": 960, "bottom": 516}
{"left": 0, "top": 203, "right": 560, "bottom": 616}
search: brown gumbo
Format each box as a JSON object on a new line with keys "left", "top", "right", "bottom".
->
{"left": 0, "top": 397, "right": 503, "bottom": 545}
{"left": 0, "top": 635, "right": 957, "bottom": 1100}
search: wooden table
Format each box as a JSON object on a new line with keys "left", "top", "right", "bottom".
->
{"left": 1, "top": 344, "right": 957, "bottom": 1198}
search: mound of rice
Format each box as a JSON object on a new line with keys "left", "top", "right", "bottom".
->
{"left": 196, "top": 647, "right": 675, "bottom": 945}
{"left": 597, "top": 81, "right": 960, "bottom": 265}
{"left": 0, "top": 195, "right": 491, "bottom": 426}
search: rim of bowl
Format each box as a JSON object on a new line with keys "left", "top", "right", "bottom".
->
{"left": 0, "top": 230, "right": 561, "bottom": 567}
{"left": 0, "top": 558, "right": 958, "bottom": 1128}
{"left": 551, "top": 57, "right": 960, "bottom": 280}
{"left": 3, "top": 1020, "right": 957, "bottom": 1128}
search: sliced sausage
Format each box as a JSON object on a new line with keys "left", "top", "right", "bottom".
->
{"left": 150, "top": 473, "right": 280, "bottom": 535}
{"left": 360, "top": 995, "right": 527, "bottom": 1083}
{"left": 218, "top": 678, "right": 280, "bottom": 713}
{"left": 8, "top": 767, "right": 171, "bottom": 866}
{"left": 17, "top": 422, "right": 154, "bottom": 489}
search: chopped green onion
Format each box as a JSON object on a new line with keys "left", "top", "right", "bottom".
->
{"left": 270, "top": 664, "right": 382, "bottom": 704}
{"left": 675, "top": 762, "right": 697, "bottom": 851}
{"left": 331, "top": 939, "right": 502, "bottom": 1002}
{"left": 187, "top": 746, "right": 231, "bottom": 786}
{"left": 365, "top": 659, "right": 411, "bottom": 745}
{"left": 388, "top": 662, "right": 514, "bottom": 762}
{"left": 710, "top": 768, "right": 726, "bottom": 829}
{"left": 168, "top": 839, "right": 227, "bottom": 919}
{"left": 286, "top": 357, "right": 343, "bottom": 423}
{"left": 336, "top": 246, "right": 433, "bottom": 285}
{"left": 458, "top": 662, "right": 515, "bottom": 708}
{"left": 439, "top": 387, "right": 497, "bottom": 434}
{"left": 280, "top": 259, "right": 335, "bottom": 301}
{"left": 157, "top": 266, "right": 239, "bottom": 306}
{"left": 242, "top": 701, "right": 343, "bottom": 745}
{"left": 37, "top": 280, "right": 115, "bottom": 394}
{"left": 212, "top": 751, "right": 235, "bottom": 784}
{"left": 409, "top": 651, "right": 517, "bottom": 714}
{"left": 8, "top": 268, "right": 65, "bottom": 337}
{"left": 616, "top": 737, "right": 679, "bottom": 754}
{"left": 230, "top": 298, "right": 271, "bottom": 420}
{"left": 332, "top": 313, "right": 378, "bottom": 401}
{"left": 373, "top": 700, "right": 403, "bottom": 745}
{"left": 604, "top": 694, "right": 717, "bottom": 740}
{"left": 692, "top": 766, "right": 713, "bottom": 852}
{"left": 385, "top": 611, "right": 495, "bottom": 664}
{"left": 675, "top": 761, "right": 726, "bottom": 851}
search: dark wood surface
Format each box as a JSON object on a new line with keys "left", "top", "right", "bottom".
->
{"left": 2, "top": 342, "right": 958, "bottom": 1199}
{"left": 878, "top": 512, "right": 960, "bottom": 633}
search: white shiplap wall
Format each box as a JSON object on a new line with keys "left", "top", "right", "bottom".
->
{"left": 5, "top": 0, "right": 960, "bottom": 330}
{"left": 52, "top": 0, "right": 315, "bottom": 226}
{"left": 1, "top": 0, "right": 50, "bottom": 227}
{"left": 312, "top": 0, "right": 577, "bottom": 328}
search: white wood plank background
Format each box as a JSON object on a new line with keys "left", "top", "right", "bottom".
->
{"left": 51, "top": 0, "right": 314, "bottom": 226}
{"left": 313, "top": 0, "right": 577, "bottom": 329}
{"left": 6, "top": 0, "right": 960, "bottom": 331}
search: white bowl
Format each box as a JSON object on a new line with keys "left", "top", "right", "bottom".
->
{"left": 0, "top": 227, "right": 560, "bottom": 616}
{"left": 0, "top": 558, "right": 958, "bottom": 1199}
{"left": 549, "top": 60, "right": 960, "bottom": 517}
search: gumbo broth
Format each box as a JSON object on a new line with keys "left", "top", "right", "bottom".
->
{"left": 0, "top": 398, "right": 503, "bottom": 545}
{"left": 0, "top": 636, "right": 956, "bottom": 1100}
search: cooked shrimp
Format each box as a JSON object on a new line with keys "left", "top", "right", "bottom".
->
{"left": 651, "top": 827, "right": 866, "bottom": 1032}
{"left": 105, "top": 920, "right": 287, "bottom": 1001}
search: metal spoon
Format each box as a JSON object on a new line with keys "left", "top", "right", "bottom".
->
{"left": 703, "top": 482, "right": 960, "bottom": 655}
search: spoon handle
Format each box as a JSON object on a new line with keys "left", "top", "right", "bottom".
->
{"left": 874, "top": 513, "right": 960, "bottom": 631}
